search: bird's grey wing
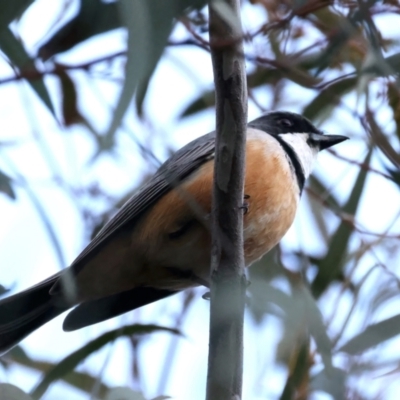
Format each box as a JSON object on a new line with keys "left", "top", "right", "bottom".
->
{"left": 62, "top": 286, "right": 177, "bottom": 331}
{"left": 69, "top": 132, "right": 216, "bottom": 275}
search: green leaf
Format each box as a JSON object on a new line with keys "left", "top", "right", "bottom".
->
{"left": 361, "top": 52, "right": 400, "bottom": 77}
{"left": 0, "top": 283, "right": 10, "bottom": 296}
{"left": 0, "top": 384, "right": 33, "bottom": 400}
{"left": 314, "top": 31, "right": 352, "bottom": 75}
{"left": 56, "top": 69, "right": 83, "bottom": 126}
{"left": 151, "top": 397, "right": 171, "bottom": 400}
{"left": 30, "top": 324, "right": 181, "bottom": 399}
{"left": 306, "top": 174, "right": 342, "bottom": 243}
{"left": 303, "top": 77, "right": 357, "bottom": 122}
{"left": 278, "top": 283, "right": 333, "bottom": 400}
{"left": 100, "top": 0, "right": 153, "bottom": 150}
{"left": 151, "top": 396, "right": 172, "bottom": 400}
{"left": 247, "top": 247, "right": 289, "bottom": 323}
{"left": 180, "top": 61, "right": 320, "bottom": 119}
{"left": 311, "top": 150, "right": 372, "bottom": 298}
{"left": 311, "top": 368, "right": 346, "bottom": 399}
{"left": 38, "top": 0, "right": 122, "bottom": 60}
{"left": 307, "top": 175, "right": 340, "bottom": 209}
{"left": 385, "top": 166, "right": 400, "bottom": 188}
{"left": 0, "top": 0, "right": 34, "bottom": 29}
{"left": 179, "top": 67, "right": 283, "bottom": 118}
{"left": 0, "top": 169, "right": 16, "bottom": 200}
{"left": 313, "top": 14, "right": 358, "bottom": 75}
{"left": 277, "top": 281, "right": 332, "bottom": 371}
{"left": 106, "top": 387, "right": 146, "bottom": 400}
{"left": 295, "top": 284, "right": 332, "bottom": 371}
{"left": 180, "top": 90, "right": 215, "bottom": 118}
{"left": 5, "top": 346, "right": 110, "bottom": 398}
{"left": 102, "top": 0, "right": 207, "bottom": 150}
{"left": 276, "top": 62, "right": 320, "bottom": 88}
{"left": 339, "top": 314, "right": 400, "bottom": 355}
{"left": 387, "top": 81, "right": 400, "bottom": 142}
{"left": 384, "top": 53, "right": 400, "bottom": 75}
{"left": 368, "top": 281, "right": 400, "bottom": 316}
{"left": 279, "top": 339, "right": 310, "bottom": 400}
{"left": 367, "top": 110, "right": 400, "bottom": 168}
{"left": 0, "top": 27, "right": 55, "bottom": 115}
{"left": 312, "top": 7, "right": 347, "bottom": 33}
{"left": 19, "top": 180, "right": 66, "bottom": 268}
{"left": 251, "top": 283, "right": 292, "bottom": 321}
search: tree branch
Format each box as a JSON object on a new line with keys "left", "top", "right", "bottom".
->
{"left": 206, "top": 0, "right": 247, "bottom": 399}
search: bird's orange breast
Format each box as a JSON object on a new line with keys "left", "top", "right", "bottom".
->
{"left": 242, "top": 131, "right": 299, "bottom": 263}
{"left": 134, "top": 129, "right": 299, "bottom": 286}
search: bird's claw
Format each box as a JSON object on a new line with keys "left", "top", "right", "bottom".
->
{"left": 240, "top": 194, "right": 250, "bottom": 215}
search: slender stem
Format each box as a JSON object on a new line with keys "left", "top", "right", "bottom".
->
{"left": 206, "top": 1, "right": 247, "bottom": 399}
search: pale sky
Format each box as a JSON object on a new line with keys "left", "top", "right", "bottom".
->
{"left": 1, "top": 1, "right": 400, "bottom": 399}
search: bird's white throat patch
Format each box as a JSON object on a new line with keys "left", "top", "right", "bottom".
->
{"left": 279, "top": 133, "right": 319, "bottom": 179}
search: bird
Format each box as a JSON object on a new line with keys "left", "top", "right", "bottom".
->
{"left": 0, "top": 111, "right": 347, "bottom": 354}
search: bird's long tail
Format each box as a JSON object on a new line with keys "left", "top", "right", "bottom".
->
{"left": 0, "top": 274, "right": 67, "bottom": 355}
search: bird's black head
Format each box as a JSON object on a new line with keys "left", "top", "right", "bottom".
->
{"left": 248, "top": 111, "right": 323, "bottom": 136}
{"left": 248, "top": 111, "right": 348, "bottom": 151}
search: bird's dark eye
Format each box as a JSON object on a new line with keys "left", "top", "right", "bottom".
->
{"left": 279, "top": 118, "right": 293, "bottom": 127}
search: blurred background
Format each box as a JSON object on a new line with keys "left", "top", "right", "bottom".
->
{"left": 0, "top": 0, "right": 400, "bottom": 399}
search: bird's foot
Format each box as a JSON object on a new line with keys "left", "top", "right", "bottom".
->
{"left": 240, "top": 194, "right": 250, "bottom": 215}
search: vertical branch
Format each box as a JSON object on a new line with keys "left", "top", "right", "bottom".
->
{"left": 206, "top": 0, "right": 248, "bottom": 399}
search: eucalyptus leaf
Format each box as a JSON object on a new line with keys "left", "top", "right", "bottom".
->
{"left": 314, "top": 13, "right": 358, "bottom": 75}
{"left": 305, "top": 175, "right": 341, "bottom": 243}
{"left": 361, "top": 52, "right": 400, "bottom": 77}
{"left": 57, "top": 69, "right": 83, "bottom": 126}
{"left": 0, "top": 169, "right": 16, "bottom": 200}
{"left": 303, "top": 78, "right": 357, "bottom": 122}
{"left": 387, "top": 81, "right": 400, "bottom": 142}
{"left": 367, "top": 110, "right": 400, "bottom": 168}
{"left": 180, "top": 61, "right": 320, "bottom": 119}
{"left": 311, "top": 367, "right": 346, "bottom": 400}
{"left": 277, "top": 282, "right": 332, "bottom": 371}
{"left": 180, "top": 89, "right": 215, "bottom": 118}
{"left": 365, "top": 283, "right": 400, "bottom": 331}
{"left": 311, "top": 150, "right": 372, "bottom": 298}
{"left": 16, "top": 179, "right": 66, "bottom": 269}
{"left": 102, "top": 0, "right": 207, "bottom": 150}
{"left": 0, "top": 0, "right": 34, "bottom": 30}
{"left": 38, "top": 0, "right": 122, "bottom": 60}
{"left": 385, "top": 166, "right": 400, "bottom": 188}
{"left": 247, "top": 247, "right": 288, "bottom": 323}
{"left": 295, "top": 284, "right": 332, "bottom": 371}
{"left": 30, "top": 324, "right": 180, "bottom": 399}
{"left": 5, "top": 346, "right": 110, "bottom": 398}
{"left": 0, "top": 27, "right": 55, "bottom": 115}
{"left": 106, "top": 387, "right": 146, "bottom": 400}
{"left": 279, "top": 340, "right": 309, "bottom": 400}
{"left": 0, "top": 284, "right": 10, "bottom": 296}
{"left": 339, "top": 314, "right": 400, "bottom": 355}
{"left": 100, "top": 0, "right": 152, "bottom": 150}
{"left": 0, "top": 384, "right": 33, "bottom": 400}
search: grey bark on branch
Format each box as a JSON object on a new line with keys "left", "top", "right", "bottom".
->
{"left": 206, "top": 0, "right": 248, "bottom": 399}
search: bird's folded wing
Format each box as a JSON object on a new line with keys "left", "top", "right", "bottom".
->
{"left": 70, "top": 132, "right": 216, "bottom": 275}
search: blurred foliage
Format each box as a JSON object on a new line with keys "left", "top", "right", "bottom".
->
{"left": 0, "top": 0, "right": 400, "bottom": 399}
{"left": 30, "top": 324, "right": 180, "bottom": 399}
{"left": 0, "top": 383, "right": 33, "bottom": 400}
{"left": 2, "top": 346, "right": 111, "bottom": 398}
{"left": 0, "top": 382, "right": 168, "bottom": 400}
{"left": 0, "top": 169, "right": 15, "bottom": 200}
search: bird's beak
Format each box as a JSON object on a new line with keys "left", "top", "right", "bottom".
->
{"left": 309, "top": 133, "right": 349, "bottom": 151}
